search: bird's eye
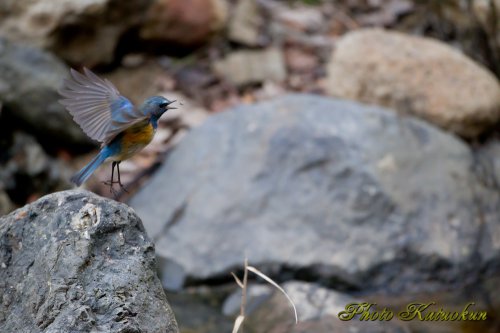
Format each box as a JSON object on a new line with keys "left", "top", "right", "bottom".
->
{"left": 159, "top": 102, "right": 168, "bottom": 108}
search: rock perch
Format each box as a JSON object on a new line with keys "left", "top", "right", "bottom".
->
{"left": 0, "top": 190, "right": 178, "bottom": 333}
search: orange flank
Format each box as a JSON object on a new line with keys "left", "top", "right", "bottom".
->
{"left": 114, "top": 119, "right": 156, "bottom": 161}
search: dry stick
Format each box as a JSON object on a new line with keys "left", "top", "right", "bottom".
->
{"left": 232, "top": 259, "right": 299, "bottom": 332}
{"left": 240, "top": 258, "right": 249, "bottom": 333}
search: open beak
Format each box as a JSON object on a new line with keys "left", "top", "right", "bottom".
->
{"left": 166, "top": 100, "right": 177, "bottom": 110}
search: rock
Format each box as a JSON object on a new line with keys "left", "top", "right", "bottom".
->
{"left": 140, "top": 0, "right": 228, "bottom": 46}
{"left": 130, "top": 94, "right": 500, "bottom": 293}
{"left": 0, "top": 38, "right": 92, "bottom": 147}
{"left": 262, "top": 1, "right": 333, "bottom": 52}
{"left": 213, "top": 48, "right": 287, "bottom": 86}
{"left": 0, "top": 0, "right": 153, "bottom": 66}
{"left": 275, "top": 5, "right": 324, "bottom": 33}
{"left": 227, "top": 0, "right": 262, "bottom": 46}
{"left": 325, "top": 29, "right": 500, "bottom": 139}
{"left": 0, "top": 132, "right": 73, "bottom": 206}
{"left": 0, "top": 190, "right": 179, "bottom": 333}
{"left": 473, "top": 140, "right": 500, "bottom": 273}
{"left": 479, "top": 139, "right": 500, "bottom": 185}
{"left": 242, "top": 282, "right": 406, "bottom": 333}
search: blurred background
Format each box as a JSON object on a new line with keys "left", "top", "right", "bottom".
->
{"left": 0, "top": 0, "right": 499, "bottom": 332}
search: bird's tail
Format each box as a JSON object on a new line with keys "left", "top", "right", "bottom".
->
{"left": 71, "top": 149, "right": 109, "bottom": 186}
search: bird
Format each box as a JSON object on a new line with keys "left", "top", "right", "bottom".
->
{"left": 59, "top": 68, "right": 177, "bottom": 194}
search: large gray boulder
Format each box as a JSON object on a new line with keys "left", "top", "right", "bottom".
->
{"left": 0, "top": 38, "right": 91, "bottom": 147}
{"left": 0, "top": 190, "right": 179, "bottom": 333}
{"left": 130, "top": 94, "right": 500, "bottom": 293}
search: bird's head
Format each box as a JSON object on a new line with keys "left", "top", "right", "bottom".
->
{"left": 141, "top": 96, "right": 177, "bottom": 118}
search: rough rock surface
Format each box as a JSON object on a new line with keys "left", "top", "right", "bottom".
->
{"left": 0, "top": 190, "right": 179, "bottom": 333}
{"left": 0, "top": 38, "right": 91, "bottom": 147}
{"left": 0, "top": 0, "right": 153, "bottom": 66}
{"left": 326, "top": 29, "right": 500, "bottom": 138}
{"left": 478, "top": 139, "right": 500, "bottom": 186}
{"left": 140, "top": 0, "right": 227, "bottom": 46}
{"left": 130, "top": 94, "right": 500, "bottom": 293}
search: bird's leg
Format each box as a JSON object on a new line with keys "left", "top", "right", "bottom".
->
{"left": 116, "top": 162, "right": 128, "bottom": 193}
{"left": 103, "top": 161, "right": 119, "bottom": 189}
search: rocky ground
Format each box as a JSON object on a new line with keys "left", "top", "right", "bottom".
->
{"left": 0, "top": 0, "right": 499, "bottom": 332}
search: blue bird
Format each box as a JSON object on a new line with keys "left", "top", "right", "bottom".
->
{"left": 59, "top": 68, "right": 176, "bottom": 193}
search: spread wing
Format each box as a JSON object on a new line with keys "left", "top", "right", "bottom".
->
{"left": 59, "top": 68, "right": 148, "bottom": 144}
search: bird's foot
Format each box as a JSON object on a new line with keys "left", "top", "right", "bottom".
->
{"left": 102, "top": 180, "right": 120, "bottom": 186}
{"left": 118, "top": 182, "right": 129, "bottom": 193}
{"left": 103, "top": 180, "right": 128, "bottom": 197}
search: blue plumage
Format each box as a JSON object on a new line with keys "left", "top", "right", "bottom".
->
{"left": 71, "top": 148, "right": 112, "bottom": 186}
{"left": 59, "top": 68, "right": 176, "bottom": 192}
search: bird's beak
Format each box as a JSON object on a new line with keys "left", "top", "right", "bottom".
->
{"left": 167, "top": 100, "right": 177, "bottom": 110}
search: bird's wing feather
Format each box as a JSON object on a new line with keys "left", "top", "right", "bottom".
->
{"left": 59, "top": 68, "right": 148, "bottom": 144}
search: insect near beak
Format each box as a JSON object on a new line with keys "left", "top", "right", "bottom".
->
{"left": 166, "top": 100, "right": 177, "bottom": 110}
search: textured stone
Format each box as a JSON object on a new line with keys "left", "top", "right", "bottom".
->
{"left": 326, "top": 29, "right": 500, "bottom": 138}
{"left": 0, "top": 190, "right": 179, "bottom": 333}
{"left": 478, "top": 139, "right": 500, "bottom": 186}
{"left": 130, "top": 94, "right": 500, "bottom": 292}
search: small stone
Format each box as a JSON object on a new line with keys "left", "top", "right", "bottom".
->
{"left": 213, "top": 48, "right": 287, "bottom": 86}
{"left": 228, "top": 0, "right": 262, "bottom": 46}
{"left": 276, "top": 6, "right": 324, "bottom": 32}
{"left": 326, "top": 28, "right": 500, "bottom": 138}
{"left": 140, "top": 0, "right": 228, "bottom": 46}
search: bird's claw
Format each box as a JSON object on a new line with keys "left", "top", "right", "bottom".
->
{"left": 102, "top": 180, "right": 120, "bottom": 186}
{"left": 103, "top": 179, "right": 128, "bottom": 197}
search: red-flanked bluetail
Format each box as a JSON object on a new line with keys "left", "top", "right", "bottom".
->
{"left": 59, "top": 68, "right": 176, "bottom": 193}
